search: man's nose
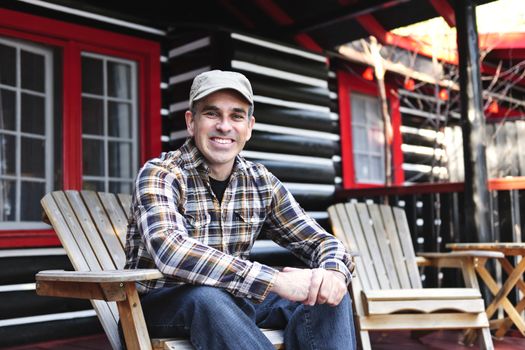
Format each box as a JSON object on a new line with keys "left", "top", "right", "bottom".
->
{"left": 216, "top": 118, "right": 232, "bottom": 132}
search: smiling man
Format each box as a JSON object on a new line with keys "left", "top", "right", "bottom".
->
{"left": 124, "top": 70, "right": 356, "bottom": 349}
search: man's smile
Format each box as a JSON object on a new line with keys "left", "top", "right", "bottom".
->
{"left": 210, "top": 137, "right": 235, "bottom": 145}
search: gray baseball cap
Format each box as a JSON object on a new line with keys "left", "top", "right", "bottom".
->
{"left": 189, "top": 70, "right": 254, "bottom": 107}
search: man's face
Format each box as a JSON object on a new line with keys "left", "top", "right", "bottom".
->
{"left": 185, "top": 89, "right": 254, "bottom": 177}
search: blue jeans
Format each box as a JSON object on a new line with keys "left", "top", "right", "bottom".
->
{"left": 139, "top": 285, "right": 356, "bottom": 350}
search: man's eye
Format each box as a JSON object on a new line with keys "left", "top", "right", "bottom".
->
{"left": 233, "top": 115, "right": 245, "bottom": 120}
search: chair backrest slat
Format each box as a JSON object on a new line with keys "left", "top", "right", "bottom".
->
{"left": 368, "top": 204, "right": 400, "bottom": 289}
{"left": 355, "top": 203, "right": 391, "bottom": 289}
{"left": 329, "top": 205, "right": 373, "bottom": 290}
{"left": 64, "top": 191, "right": 116, "bottom": 270}
{"left": 118, "top": 193, "right": 132, "bottom": 221}
{"left": 392, "top": 206, "right": 422, "bottom": 288}
{"left": 379, "top": 204, "right": 413, "bottom": 288}
{"left": 343, "top": 203, "right": 381, "bottom": 290}
{"left": 42, "top": 192, "right": 93, "bottom": 271}
{"left": 49, "top": 192, "right": 103, "bottom": 271}
{"left": 80, "top": 191, "right": 126, "bottom": 269}
{"left": 98, "top": 192, "right": 129, "bottom": 248}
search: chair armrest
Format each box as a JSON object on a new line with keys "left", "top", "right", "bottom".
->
{"left": 417, "top": 251, "right": 504, "bottom": 268}
{"left": 35, "top": 269, "right": 163, "bottom": 302}
{"left": 36, "top": 268, "right": 163, "bottom": 283}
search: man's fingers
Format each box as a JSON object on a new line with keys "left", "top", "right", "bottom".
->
{"left": 325, "top": 272, "right": 347, "bottom": 306}
{"left": 316, "top": 277, "right": 332, "bottom": 304}
{"left": 306, "top": 269, "right": 324, "bottom": 305}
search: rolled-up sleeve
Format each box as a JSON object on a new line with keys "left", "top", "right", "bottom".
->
{"left": 263, "top": 174, "right": 354, "bottom": 284}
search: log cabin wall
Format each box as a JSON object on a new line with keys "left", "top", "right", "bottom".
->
{"left": 0, "top": 249, "right": 102, "bottom": 346}
{"left": 397, "top": 88, "right": 461, "bottom": 184}
{"left": 165, "top": 31, "right": 339, "bottom": 230}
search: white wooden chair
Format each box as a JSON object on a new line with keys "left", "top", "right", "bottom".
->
{"left": 328, "top": 202, "right": 499, "bottom": 350}
{"left": 36, "top": 190, "right": 283, "bottom": 350}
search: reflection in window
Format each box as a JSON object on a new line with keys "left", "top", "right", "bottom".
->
{"left": 81, "top": 53, "right": 137, "bottom": 194}
{"left": 0, "top": 37, "right": 53, "bottom": 228}
{"left": 351, "top": 93, "right": 385, "bottom": 184}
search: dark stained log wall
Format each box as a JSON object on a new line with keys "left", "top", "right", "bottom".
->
{"left": 165, "top": 31, "right": 340, "bottom": 213}
{"left": 0, "top": 250, "right": 101, "bottom": 347}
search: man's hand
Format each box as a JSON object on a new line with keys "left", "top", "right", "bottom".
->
{"left": 305, "top": 269, "right": 347, "bottom": 307}
{"left": 270, "top": 267, "right": 347, "bottom": 306}
{"left": 270, "top": 267, "right": 312, "bottom": 302}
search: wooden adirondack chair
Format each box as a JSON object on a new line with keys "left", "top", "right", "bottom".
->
{"left": 35, "top": 190, "right": 284, "bottom": 350}
{"left": 328, "top": 202, "right": 500, "bottom": 350}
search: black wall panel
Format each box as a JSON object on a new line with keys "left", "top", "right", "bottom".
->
{"left": 165, "top": 31, "right": 339, "bottom": 211}
{"left": 247, "top": 131, "right": 337, "bottom": 158}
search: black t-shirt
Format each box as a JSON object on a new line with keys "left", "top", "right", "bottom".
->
{"left": 209, "top": 176, "right": 229, "bottom": 203}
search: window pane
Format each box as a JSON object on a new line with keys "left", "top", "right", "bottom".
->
{"left": 0, "top": 133, "right": 16, "bottom": 176}
{"left": 82, "top": 57, "right": 103, "bottom": 95}
{"left": 108, "top": 141, "right": 132, "bottom": 178}
{"left": 21, "top": 50, "right": 45, "bottom": 92}
{"left": 21, "top": 137, "right": 45, "bottom": 178}
{"left": 108, "top": 101, "right": 131, "bottom": 138}
{"left": 83, "top": 180, "right": 105, "bottom": 192}
{"left": 0, "top": 43, "right": 16, "bottom": 87}
{"left": 108, "top": 62, "right": 131, "bottom": 99}
{"left": 350, "top": 92, "right": 386, "bottom": 184}
{"left": 20, "top": 181, "right": 45, "bottom": 221}
{"left": 21, "top": 93, "right": 45, "bottom": 135}
{"left": 109, "top": 181, "right": 132, "bottom": 194}
{"left": 0, "top": 89, "right": 16, "bottom": 131}
{"left": 369, "top": 128, "right": 384, "bottom": 154}
{"left": 351, "top": 94, "right": 366, "bottom": 123}
{"left": 352, "top": 126, "right": 368, "bottom": 152}
{"left": 82, "top": 97, "right": 104, "bottom": 135}
{"left": 354, "top": 154, "right": 369, "bottom": 182}
{"left": 370, "top": 156, "right": 384, "bottom": 182}
{"left": 83, "top": 139, "right": 104, "bottom": 176}
{"left": 0, "top": 179, "right": 16, "bottom": 221}
{"left": 366, "top": 99, "right": 381, "bottom": 123}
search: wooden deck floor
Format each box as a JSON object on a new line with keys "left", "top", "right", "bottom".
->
{"left": 3, "top": 330, "right": 525, "bottom": 349}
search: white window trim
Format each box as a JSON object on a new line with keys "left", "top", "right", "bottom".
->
{"left": 80, "top": 52, "right": 138, "bottom": 193}
{"left": 0, "top": 37, "right": 53, "bottom": 229}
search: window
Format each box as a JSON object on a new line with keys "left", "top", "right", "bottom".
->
{"left": 0, "top": 8, "right": 160, "bottom": 240}
{"left": 351, "top": 93, "right": 385, "bottom": 183}
{"left": 337, "top": 70, "right": 403, "bottom": 188}
{"left": 81, "top": 53, "right": 138, "bottom": 194}
{"left": 0, "top": 37, "right": 54, "bottom": 229}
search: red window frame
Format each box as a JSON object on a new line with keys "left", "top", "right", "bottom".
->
{"left": 0, "top": 8, "right": 161, "bottom": 248}
{"left": 338, "top": 69, "right": 404, "bottom": 189}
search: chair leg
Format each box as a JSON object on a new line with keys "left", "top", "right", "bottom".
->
{"left": 478, "top": 327, "right": 494, "bottom": 350}
{"left": 461, "top": 329, "right": 477, "bottom": 346}
{"left": 358, "top": 331, "right": 372, "bottom": 350}
{"left": 117, "top": 283, "right": 152, "bottom": 350}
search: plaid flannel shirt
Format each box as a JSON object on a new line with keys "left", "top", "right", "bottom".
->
{"left": 124, "top": 138, "right": 354, "bottom": 302}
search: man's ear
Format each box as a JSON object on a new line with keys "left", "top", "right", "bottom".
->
{"left": 185, "top": 110, "right": 195, "bottom": 136}
{"left": 246, "top": 115, "right": 255, "bottom": 141}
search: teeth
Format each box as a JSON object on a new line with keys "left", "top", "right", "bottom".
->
{"left": 213, "top": 138, "right": 233, "bottom": 144}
